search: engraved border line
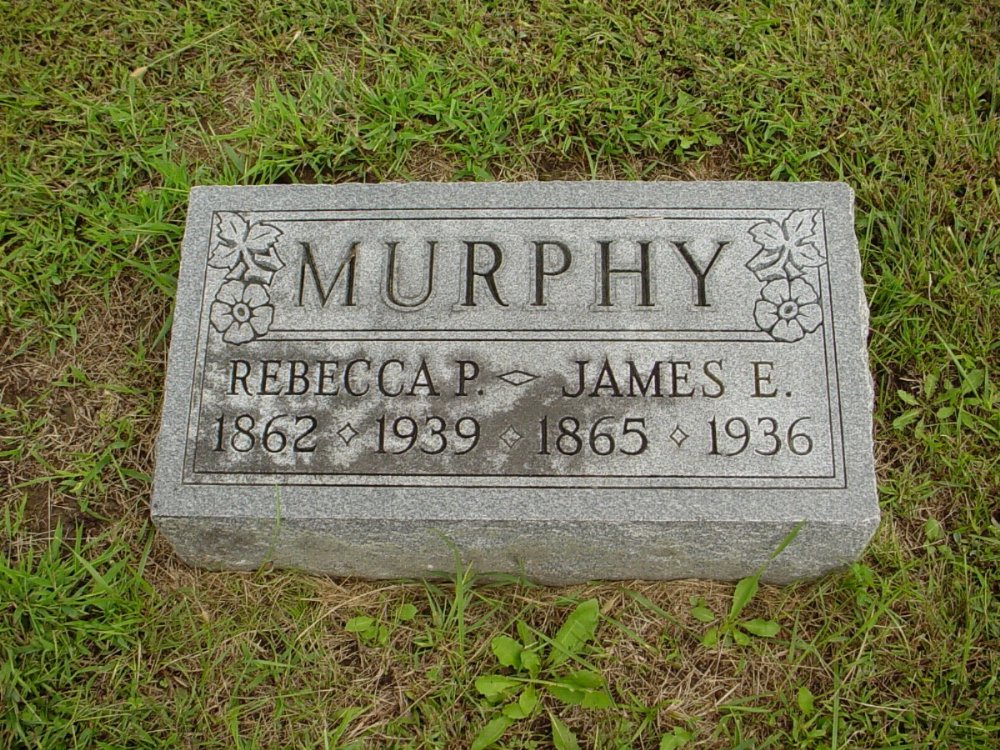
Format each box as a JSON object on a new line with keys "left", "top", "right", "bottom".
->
{"left": 184, "top": 207, "right": 844, "bottom": 489}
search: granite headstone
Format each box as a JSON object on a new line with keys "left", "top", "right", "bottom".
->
{"left": 152, "top": 182, "right": 878, "bottom": 583}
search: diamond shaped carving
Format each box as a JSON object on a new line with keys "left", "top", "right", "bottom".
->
{"left": 337, "top": 422, "right": 359, "bottom": 446}
{"left": 499, "top": 425, "right": 523, "bottom": 449}
{"left": 670, "top": 425, "right": 689, "bottom": 447}
{"left": 497, "top": 369, "right": 538, "bottom": 387}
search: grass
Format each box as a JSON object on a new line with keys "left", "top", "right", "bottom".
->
{"left": 1, "top": 0, "right": 997, "bottom": 747}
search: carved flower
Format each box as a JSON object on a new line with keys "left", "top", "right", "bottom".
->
{"left": 746, "top": 209, "right": 826, "bottom": 281}
{"left": 754, "top": 278, "right": 822, "bottom": 342}
{"left": 208, "top": 213, "right": 284, "bottom": 284}
{"left": 210, "top": 280, "right": 273, "bottom": 344}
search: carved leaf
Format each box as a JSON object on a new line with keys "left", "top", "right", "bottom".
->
{"left": 749, "top": 218, "right": 785, "bottom": 251}
{"left": 208, "top": 214, "right": 246, "bottom": 269}
{"left": 747, "top": 247, "right": 790, "bottom": 281}
{"left": 216, "top": 212, "right": 248, "bottom": 247}
{"left": 251, "top": 244, "right": 284, "bottom": 272}
{"left": 242, "top": 242, "right": 283, "bottom": 283}
{"left": 243, "top": 258, "right": 276, "bottom": 285}
{"left": 224, "top": 260, "right": 247, "bottom": 281}
{"left": 244, "top": 222, "right": 282, "bottom": 253}
{"left": 746, "top": 218, "right": 790, "bottom": 281}
{"left": 783, "top": 210, "right": 825, "bottom": 269}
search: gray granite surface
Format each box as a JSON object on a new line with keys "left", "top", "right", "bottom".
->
{"left": 152, "top": 181, "right": 879, "bottom": 583}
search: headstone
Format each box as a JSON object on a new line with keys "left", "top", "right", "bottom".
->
{"left": 152, "top": 182, "right": 878, "bottom": 583}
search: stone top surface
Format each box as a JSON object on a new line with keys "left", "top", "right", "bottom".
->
{"left": 152, "top": 181, "right": 877, "bottom": 528}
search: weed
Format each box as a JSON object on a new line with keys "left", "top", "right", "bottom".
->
{"left": 471, "top": 598, "right": 612, "bottom": 749}
{"left": 344, "top": 602, "right": 418, "bottom": 647}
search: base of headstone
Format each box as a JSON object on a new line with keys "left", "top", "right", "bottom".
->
{"left": 154, "top": 516, "right": 877, "bottom": 584}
